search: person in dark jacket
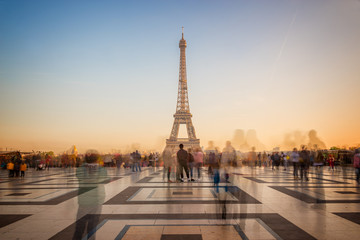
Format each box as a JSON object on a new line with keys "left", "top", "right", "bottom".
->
{"left": 177, "top": 144, "right": 190, "bottom": 182}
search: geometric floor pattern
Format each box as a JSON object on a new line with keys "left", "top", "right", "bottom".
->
{"left": 0, "top": 166, "right": 359, "bottom": 239}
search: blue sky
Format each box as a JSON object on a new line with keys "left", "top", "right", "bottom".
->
{"left": 1, "top": 0, "right": 359, "bottom": 152}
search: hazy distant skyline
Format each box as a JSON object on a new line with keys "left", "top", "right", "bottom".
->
{"left": 1, "top": 0, "right": 360, "bottom": 153}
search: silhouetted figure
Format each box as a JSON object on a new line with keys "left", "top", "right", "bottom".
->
{"left": 176, "top": 144, "right": 189, "bottom": 182}
{"left": 308, "top": 130, "right": 326, "bottom": 150}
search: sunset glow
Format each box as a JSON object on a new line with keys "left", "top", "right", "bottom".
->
{"left": 1, "top": 0, "right": 359, "bottom": 153}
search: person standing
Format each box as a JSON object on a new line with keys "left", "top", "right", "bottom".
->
{"left": 353, "top": 149, "right": 360, "bottom": 184}
{"left": 314, "top": 151, "right": 324, "bottom": 169}
{"left": 282, "top": 152, "right": 288, "bottom": 171}
{"left": 299, "top": 146, "right": 310, "bottom": 181}
{"left": 207, "top": 152, "right": 216, "bottom": 176}
{"left": 262, "top": 152, "right": 268, "bottom": 167}
{"left": 328, "top": 154, "right": 335, "bottom": 171}
{"left": 134, "top": 150, "right": 141, "bottom": 172}
{"left": 162, "top": 148, "right": 173, "bottom": 182}
{"left": 7, "top": 160, "right": 14, "bottom": 177}
{"left": 13, "top": 152, "right": 22, "bottom": 177}
{"left": 177, "top": 144, "right": 190, "bottom": 182}
{"left": 188, "top": 148, "right": 195, "bottom": 182}
{"left": 20, "top": 161, "right": 27, "bottom": 177}
{"left": 273, "top": 152, "right": 280, "bottom": 170}
{"left": 257, "top": 152, "right": 262, "bottom": 167}
{"left": 45, "top": 154, "right": 51, "bottom": 170}
{"left": 291, "top": 148, "right": 300, "bottom": 180}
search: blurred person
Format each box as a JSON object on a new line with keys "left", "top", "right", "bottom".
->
{"left": 262, "top": 152, "right": 268, "bottom": 167}
{"left": 314, "top": 151, "right": 324, "bottom": 168}
{"left": 273, "top": 152, "right": 280, "bottom": 171}
{"left": 7, "top": 160, "right": 14, "bottom": 177}
{"left": 314, "top": 151, "right": 324, "bottom": 178}
{"left": 353, "top": 149, "right": 360, "bottom": 184}
{"left": 131, "top": 150, "right": 141, "bottom": 172}
{"left": 291, "top": 148, "right": 300, "bottom": 180}
{"left": 193, "top": 148, "right": 204, "bottom": 180}
{"left": 257, "top": 152, "right": 262, "bottom": 167}
{"left": 73, "top": 150, "right": 107, "bottom": 240}
{"left": 188, "top": 148, "right": 195, "bottom": 181}
{"left": 328, "top": 154, "right": 335, "bottom": 171}
{"left": 13, "top": 152, "right": 22, "bottom": 177}
{"left": 20, "top": 161, "right": 27, "bottom": 177}
{"left": 310, "top": 151, "right": 315, "bottom": 167}
{"left": 208, "top": 151, "right": 216, "bottom": 176}
{"left": 177, "top": 144, "right": 190, "bottom": 182}
{"left": 248, "top": 147, "right": 257, "bottom": 168}
{"left": 162, "top": 148, "right": 174, "bottom": 182}
{"left": 281, "top": 152, "right": 288, "bottom": 171}
{"left": 221, "top": 141, "right": 236, "bottom": 182}
{"left": 299, "top": 146, "right": 310, "bottom": 181}
{"left": 154, "top": 153, "right": 159, "bottom": 168}
{"left": 45, "top": 154, "right": 51, "bottom": 170}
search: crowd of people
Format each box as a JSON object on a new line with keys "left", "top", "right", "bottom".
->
{"left": 1, "top": 146, "right": 359, "bottom": 184}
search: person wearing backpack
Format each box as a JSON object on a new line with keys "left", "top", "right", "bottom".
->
{"left": 354, "top": 149, "right": 360, "bottom": 184}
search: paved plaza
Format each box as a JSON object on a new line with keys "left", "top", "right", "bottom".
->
{"left": 0, "top": 166, "right": 359, "bottom": 240}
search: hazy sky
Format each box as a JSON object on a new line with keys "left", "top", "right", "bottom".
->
{"left": 1, "top": 0, "right": 360, "bottom": 153}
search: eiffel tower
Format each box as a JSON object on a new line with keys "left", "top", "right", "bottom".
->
{"left": 165, "top": 28, "right": 200, "bottom": 151}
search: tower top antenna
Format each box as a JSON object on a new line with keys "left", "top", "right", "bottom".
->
{"left": 182, "top": 26, "right": 184, "bottom": 39}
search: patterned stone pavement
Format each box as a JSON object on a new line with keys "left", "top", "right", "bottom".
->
{"left": 0, "top": 166, "right": 359, "bottom": 239}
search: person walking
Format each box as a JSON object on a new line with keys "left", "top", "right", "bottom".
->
{"left": 177, "top": 144, "right": 190, "bottom": 182}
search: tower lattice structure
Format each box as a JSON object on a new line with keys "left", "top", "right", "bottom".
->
{"left": 165, "top": 29, "right": 200, "bottom": 151}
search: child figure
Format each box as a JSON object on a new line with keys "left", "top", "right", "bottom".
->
{"left": 20, "top": 162, "right": 27, "bottom": 177}
{"left": 7, "top": 161, "right": 14, "bottom": 177}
